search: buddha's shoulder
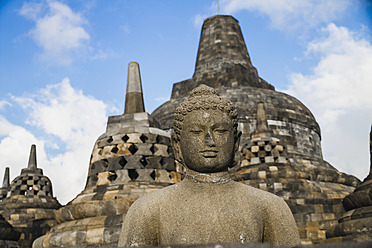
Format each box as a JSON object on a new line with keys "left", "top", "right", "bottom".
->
{"left": 129, "top": 183, "right": 181, "bottom": 206}
{"left": 232, "top": 182, "right": 286, "bottom": 205}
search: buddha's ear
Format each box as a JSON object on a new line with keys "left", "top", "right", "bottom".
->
{"left": 231, "top": 131, "right": 242, "bottom": 168}
{"left": 235, "top": 131, "right": 242, "bottom": 152}
{"left": 171, "top": 131, "right": 183, "bottom": 164}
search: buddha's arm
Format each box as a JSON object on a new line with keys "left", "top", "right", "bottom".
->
{"left": 263, "top": 196, "right": 301, "bottom": 246}
{"left": 118, "top": 197, "right": 159, "bottom": 247}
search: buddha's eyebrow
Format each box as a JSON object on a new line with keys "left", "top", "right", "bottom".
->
{"left": 211, "top": 123, "right": 231, "bottom": 129}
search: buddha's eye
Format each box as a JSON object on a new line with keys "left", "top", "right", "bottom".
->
{"left": 215, "top": 129, "right": 228, "bottom": 134}
{"left": 190, "top": 130, "right": 202, "bottom": 134}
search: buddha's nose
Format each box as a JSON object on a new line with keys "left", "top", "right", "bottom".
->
{"left": 205, "top": 131, "right": 215, "bottom": 147}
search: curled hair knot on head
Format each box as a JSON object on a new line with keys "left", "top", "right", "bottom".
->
{"left": 173, "top": 84, "right": 238, "bottom": 142}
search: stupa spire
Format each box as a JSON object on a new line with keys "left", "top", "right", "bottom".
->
{"left": 193, "top": 15, "right": 253, "bottom": 77}
{"left": 367, "top": 125, "right": 372, "bottom": 181}
{"left": 256, "top": 102, "right": 268, "bottom": 132}
{"left": 21, "top": 144, "right": 43, "bottom": 175}
{"left": 28, "top": 144, "right": 37, "bottom": 169}
{"left": 124, "top": 62, "right": 145, "bottom": 114}
{"left": 2, "top": 167, "right": 9, "bottom": 188}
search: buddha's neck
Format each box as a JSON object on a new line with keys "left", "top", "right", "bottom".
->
{"left": 183, "top": 168, "right": 232, "bottom": 184}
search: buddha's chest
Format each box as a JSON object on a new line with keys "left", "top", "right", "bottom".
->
{"left": 158, "top": 196, "right": 264, "bottom": 245}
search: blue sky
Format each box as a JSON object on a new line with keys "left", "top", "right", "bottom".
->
{"left": 0, "top": 0, "right": 371, "bottom": 204}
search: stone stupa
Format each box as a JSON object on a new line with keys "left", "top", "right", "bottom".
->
{"left": 0, "top": 145, "right": 61, "bottom": 248}
{"left": 0, "top": 167, "right": 10, "bottom": 202}
{"left": 34, "top": 62, "right": 180, "bottom": 247}
{"left": 0, "top": 167, "right": 20, "bottom": 248}
{"left": 152, "top": 15, "right": 360, "bottom": 244}
{"left": 326, "top": 127, "right": 372, "bottom": 242}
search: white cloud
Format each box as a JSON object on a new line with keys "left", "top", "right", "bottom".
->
{"left": 0, "top": 100, "right": 11, "bottom": 110}
{"left": 0, "top": 115, "right": 47, "bottom": 180}
{"left": 1, "top": 79, "right": 109, "bottom": 204}
{"left": 218, "top": 0, "right": 352, "bottom": 31}
{"left": 285, "top": 23, "right": 372, "bottom": 180}
{"left": 13, "top": 78, "right": 107, "bottom": 144}
{"left": 19, "top": 1, "right": 90, "bottom": 65}
{"left": 193, "top": 1, "right": 219, "bottom": 28}
{"left": 19, "top": 2, "right": 43, "bottom": 21}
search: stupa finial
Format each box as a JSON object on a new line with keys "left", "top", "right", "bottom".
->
{"left": 369, "top": 125, "right": 372, "bottom": 178}
{"left": 124, "top": 62, "right": 145, "bottom": 114}
{"left": 2, "top": 167, "right": 9, "bottom": 188}
{"left": 28, "top": 144, "right": 37, "bottom": 169}
{"left": 256, "top": 102, "right": 268, "bottom": 131}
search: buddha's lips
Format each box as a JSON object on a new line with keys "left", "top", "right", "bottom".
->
{"left": 200, "top": 150, "right": 218, "bottom": 157}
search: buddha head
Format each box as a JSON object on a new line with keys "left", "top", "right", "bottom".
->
{"left": 172, "top": 84, "right": 241, "bottom": 173}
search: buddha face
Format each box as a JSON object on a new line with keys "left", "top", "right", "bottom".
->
{"left": 176, "top": 109, "right": 238, "bottom": 173}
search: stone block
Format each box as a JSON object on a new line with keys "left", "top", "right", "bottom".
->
{"left": 146, "top": 157, "right": 163, "bottom": 169}
{"left": 276, "top": 157, "right": 287, "bottom": 163}
{"left": 259, "top": 183, "right": 267, "bottom": 191}
{"left": 136, "top": 169, "right": 155, "bottom": 182}
{"left": 117, "top": 143, "right": 134, "bottom": 156}
{"left": 134, "top": 126, "right": 150, "bottom": 134}
{"left": 135, "top": 143, "right": 152, "bottom": 156}
{"left": 153, "top": 144, "right": 169, "bottom": 157}
{"left": 86, "top": 227, "right": 104, "bottom": 245}
{"left": 251, "top": 146, "right": 259, "bottom": 153}
{"left": 97, "top": 171, "right": 115, "bottom": 186}
{"left": 61, "top": 230, "right": 77, "bottom": 246}
{"left": 265, "top": 156, "right": 274, "bottom": 163}
{"left": 161, "top": 157, "right": 176, "bottom": 171}
{"left": 269, "top": 166, "right": 278, "bottom": 172}
{"left": 258, "top": 171, "right": 266, "bottom": 179}
{"left": 114, "top": 170, "right": 131, "bottom": 184}
{"left": 241, "top": 160, "right": 249, "bottom": 167}
{"left": 271, "top": 149, "right": 280, "bottom": 158}
{"left": 107, "top": 157, "right": 125, "bottom": 171}
{"left": 250, "top": 157, "right": 260, "bottom": 165}
{"left": 102, "top": 145, "right": 116, "bottom": 158}
{"left": 123, "top": 156, "right": 144, "bottom": 169}
{"left": 296, "top": 199, "right": 305, "bottom": 205}
{"left": 127, "top": 133, "right": 143, "bottom": 143}
{"left": 274, "top": 145, "right": 284, "bottom": 151}
{"left": 102, "top": 190, "right": 120, "bottom": 201}
{"left": 155, "top": 170, "right": 172, "bottom": 183}
{"left": 49, "top": 232, "right": 62, "bottom": 246}
{"left": 273, "top": 183, "right": 283, "bottom": 191}
{"left": 103, "top": 226, "right": 121, "bottom": 244}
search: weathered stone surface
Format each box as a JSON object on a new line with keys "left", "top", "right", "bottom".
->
{"left": 34, "top": 62, "right": 180, "bottom": 248}
{"left": 151, "top": 15, "right": 359, "bottom": 244}
{"left": 326, "top": 128, "right": 372, "bottom": 242}
{"left": 119, "top": 85, "right": 300, "bottom": 246}
{"left": 0, "top": 145, "right": 61, "bottom": 248}
{"left": 0, "top": 213, "right": 20, "bottom": 247}
{"left": 0, "top": 167, "right": 10, "bottom": 202}
{"left": 124, "top": 62, "right": 145, "bottom": 114}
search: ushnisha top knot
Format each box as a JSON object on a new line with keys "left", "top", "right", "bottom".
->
{"left": 189, "top": 84, "right": 220, "bottom": 98}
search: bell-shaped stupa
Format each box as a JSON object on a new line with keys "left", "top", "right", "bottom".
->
{"left": 34, "top": 62, "right": 180, "bottom": 247}
{"left": 0, "top": 213, "right": 20, "bottom": 248}
{"left": 152, "top": 15, "right": 359, "bottom": 244}
{"left": 0, "top": 168, "right": 20, "bottom": 247}
{"left": 0, "top": 145, "right": 61, "bottom": 248}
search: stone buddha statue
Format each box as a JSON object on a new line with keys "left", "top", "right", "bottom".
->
{"left": 118, "top": 84, "right": 300, "bottom": 246}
